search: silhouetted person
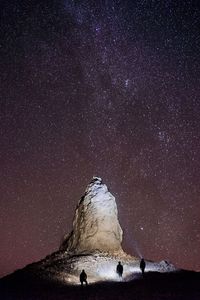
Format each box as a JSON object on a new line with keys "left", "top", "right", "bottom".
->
{"left": 116, "top": 261, "right": 123, "bottom": 278}
{"left": 80, "top": 269, "right": 88, "bottom": 286}
{"left": 140, "top": 258, "right": 146, "bottom": 277}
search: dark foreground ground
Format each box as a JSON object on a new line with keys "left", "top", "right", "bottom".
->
{"left": 0, "top": 269, "right": 200, "bottom": 300}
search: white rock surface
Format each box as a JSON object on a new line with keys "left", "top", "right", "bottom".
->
{"left": 33, "top": 252, "right": 176, "bottom": 285}
{"left": 60, "top": 177, "right": 124, "bottom": 255}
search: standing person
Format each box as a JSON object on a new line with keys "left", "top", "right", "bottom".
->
{"left": 116, "top": 261, "right": 123, "bottom": 278}
{"left": 140, "top": 258, "right": 146, "bottom": 277}
{"left": 80, "top": 269, "right": 88, "bottom": 286}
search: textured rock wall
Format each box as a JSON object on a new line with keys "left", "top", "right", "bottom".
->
{"left": 60, "top": 177, "right": 124, "bottom": 254}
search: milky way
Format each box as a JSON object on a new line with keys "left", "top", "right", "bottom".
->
{"left": 0, "top": 1, "right": 200, "bottom": 277}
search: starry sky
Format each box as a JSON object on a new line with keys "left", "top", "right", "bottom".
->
{"left": 1, "top": 0, "right": 200, "bottom": 277}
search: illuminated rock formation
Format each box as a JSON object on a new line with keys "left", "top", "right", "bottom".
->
{"left": 4, "top": 177, "right": 176, "bottom": 285}
{"left": 60, "top": 177, "right": 125, "bottom": 255}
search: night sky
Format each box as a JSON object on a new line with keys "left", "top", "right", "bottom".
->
{"left": 1, "top": 0, "right": 200, "bottom": 277}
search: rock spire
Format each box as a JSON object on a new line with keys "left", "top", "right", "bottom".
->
{"left": 60, "top": 177, "right": 124, "bottom": 255}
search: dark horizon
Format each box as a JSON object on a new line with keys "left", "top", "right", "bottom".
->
{"left": 1, "top": 1, "right": 200, "bottom": 277}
